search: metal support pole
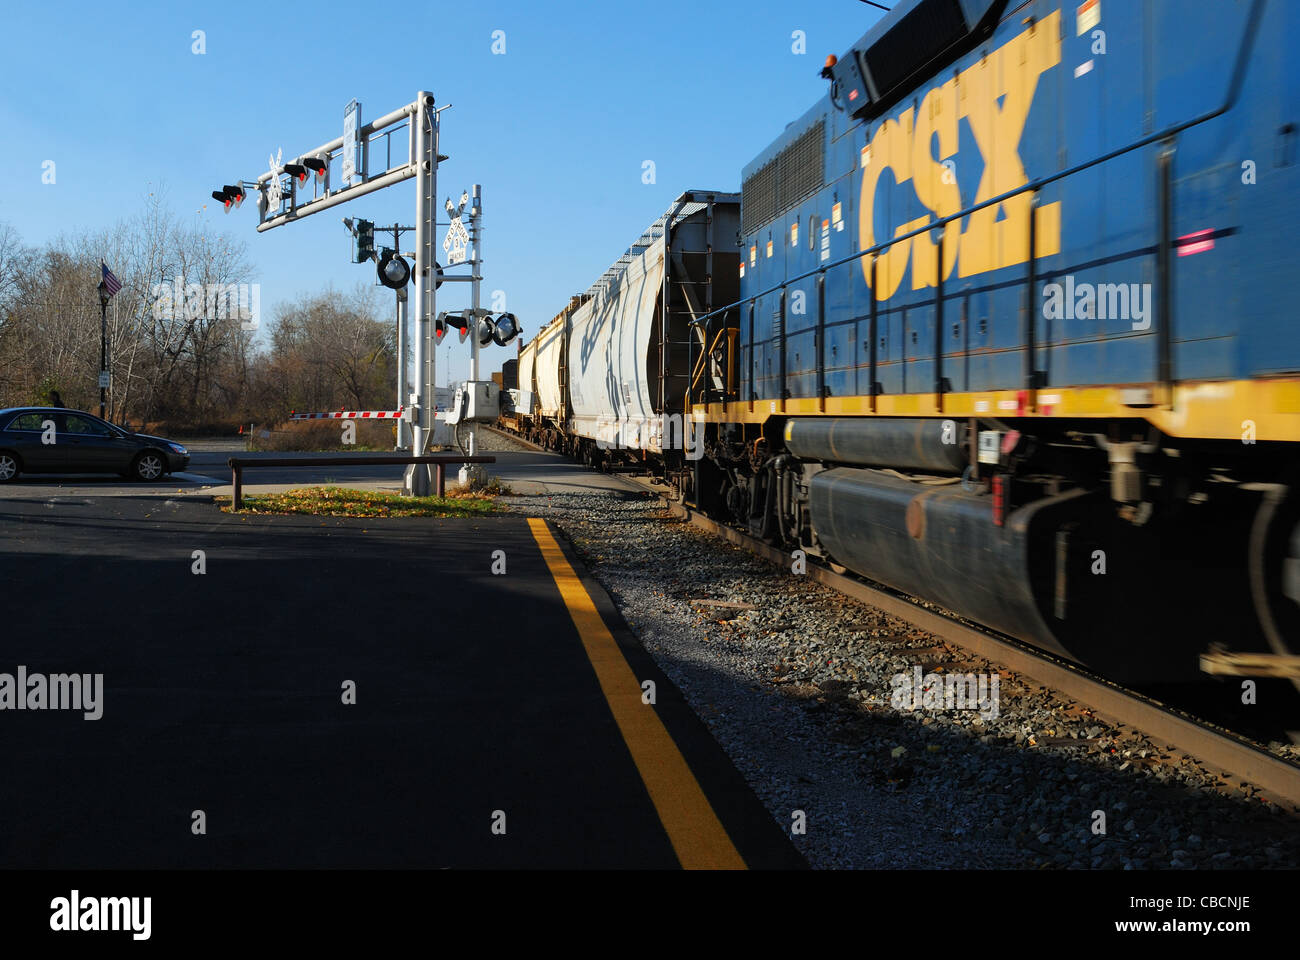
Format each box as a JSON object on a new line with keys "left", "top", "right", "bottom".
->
{"left": 778, "top": 287, "right": 787, "bottom": 407}
{"left": 935, "top": 232, "right": 945, "bottom": 413}
{"left": 816, "top": 272, "right": 826, "bottom": 412}
{"left": 98, "top": 285, "right": 108, "bottom": 419}
{"left": 747, "top": 300, "right": 755, "bottom": 411}
{"left": 869, "top": 257, "right": 879, "bottom": 413}
{"left": 395, "top": 286, "right": 409, "bottom": 450}
{"left": 461, "top": 183, "right": 484, "bottom": 485}
{"left": 1157, "top": 143, "right": 1174, "bottom": 406}
{"left": 405, "top": 91, "right": 438, "bottom": 496}
{"left": 1025, "top": 189, "right": 1042, "bottom": 408}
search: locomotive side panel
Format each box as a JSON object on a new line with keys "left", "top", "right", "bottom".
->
{"left": 732, "top": 0, "right": 1291, "bottom": 438}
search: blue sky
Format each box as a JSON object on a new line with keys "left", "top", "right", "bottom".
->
{"left": 0, "top": 0, "right": 884, "bottom": 383}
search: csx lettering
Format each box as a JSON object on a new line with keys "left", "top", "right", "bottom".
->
{"left": 860, "top": 10, "right": 1062, "bottom": 299}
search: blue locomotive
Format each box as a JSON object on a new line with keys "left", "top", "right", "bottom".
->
{"left": 514, "top": 0, "right": 1299, "bottom": 682}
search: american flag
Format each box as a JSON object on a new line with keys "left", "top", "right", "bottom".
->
{"left": 100, "top": 262, "right": 121, "bottom": 298}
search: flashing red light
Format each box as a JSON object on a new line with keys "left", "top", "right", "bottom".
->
{"left": 1176, "top": 229, "right": 1215, "bottom": 257}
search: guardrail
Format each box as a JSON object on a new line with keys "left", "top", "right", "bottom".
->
{"left": 226, "top": 455, "right": 496, "bottom": 509}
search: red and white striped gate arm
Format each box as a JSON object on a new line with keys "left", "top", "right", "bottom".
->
{"left": 289, "top": 406, "right": 406, "bottom": 421}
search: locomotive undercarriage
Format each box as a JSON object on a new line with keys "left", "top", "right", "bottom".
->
{"left": 498, "top": 410, "right": 1298, "bottom": 683}
{"left": 675, "top": 418, "right": 1299, "bottom": 684}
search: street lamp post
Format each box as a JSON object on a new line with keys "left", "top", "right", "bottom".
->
{"left": 97, "top": 281, "right": 110, "bottom": 419}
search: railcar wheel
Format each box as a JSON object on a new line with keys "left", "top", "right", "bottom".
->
{"left": 1247, "top": 484, "right": 1300, "bottom": 692}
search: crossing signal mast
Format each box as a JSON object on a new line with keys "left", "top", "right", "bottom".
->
{"left": 214, "top": 94, "right": 520, "bottom": 493}
{"left": 432, "top": 184, "right": 521, "bottom": 484}
{"left": 214, "top": 93, "right": 445, "bottom": 495}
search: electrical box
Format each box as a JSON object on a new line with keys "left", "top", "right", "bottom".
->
{"left": 447, "top": 380, "right": 500, "bottom": 424}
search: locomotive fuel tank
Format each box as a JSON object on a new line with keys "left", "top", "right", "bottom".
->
{"left": 808, "top": 466, "right": 1240, "bottom": 682}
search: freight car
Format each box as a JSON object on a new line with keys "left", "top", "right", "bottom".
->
{"left": 513, "top": 191, "right": 739, "bottom": 470}
{"left": 508, "top": 0, "right": 1300, "bottom": 685}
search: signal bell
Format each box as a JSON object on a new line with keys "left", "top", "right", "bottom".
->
{"left": 492, "top": 313, "right": 520, "bottom": 346}
{"left": 377, "top": 248, "right": 410, "bottom": 289}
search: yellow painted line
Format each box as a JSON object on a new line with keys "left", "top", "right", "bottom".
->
{"left": 526, "top": 517, "right": 746, "bottom": 870}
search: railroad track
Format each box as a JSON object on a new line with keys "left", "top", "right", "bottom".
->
{"left": 486, "top": 425, "right": 1300, "bottom": 812}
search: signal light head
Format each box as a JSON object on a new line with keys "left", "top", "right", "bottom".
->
{"left": 436, "top": 311, "right": 470, "bottom": 344}
{"left": 211, "top": 184, "right": 245, "bottom": 212}
{"left": 354, "top": 219, "right": 375, "bottom": 263}
{"left": 303, "top": 157, "right": 327, "bottom": 179}
{"left": 283, "top": 163, "right": 308, "bottom": 185}
{"left": 492, "top": 313, "right": 520, "bottom": 346}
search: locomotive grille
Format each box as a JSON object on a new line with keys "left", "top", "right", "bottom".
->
{"left": 742, "top": 118, "right": 824, "bottom": 236}
{"left": 863, "top": 0, "right": 967, "bottom": 99}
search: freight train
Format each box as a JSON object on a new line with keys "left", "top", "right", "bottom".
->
{"left": 504, "top": 0, "right": 1300, "bottom": 684}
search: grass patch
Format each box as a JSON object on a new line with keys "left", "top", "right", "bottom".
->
{"left": 220, "top": 486, "right": 500, "bottom": 518}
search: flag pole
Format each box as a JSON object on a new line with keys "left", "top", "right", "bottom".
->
{"left": 98, "top": 263, "right": 109, "bottom": 419}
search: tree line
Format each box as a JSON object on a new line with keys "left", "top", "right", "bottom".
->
{"left": 0, "top": 192, "right": 397, "bottom": 433}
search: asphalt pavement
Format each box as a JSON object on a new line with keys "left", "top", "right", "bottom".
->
{"left": 0, "top": 492, "right": 803, "bottom": 869}
{"left": 0, "top": 442, "right": 641, "bottom": 499}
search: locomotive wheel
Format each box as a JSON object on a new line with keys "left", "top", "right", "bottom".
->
{"left": 1247, "top": 484, "right": 1300, "bottom": 692}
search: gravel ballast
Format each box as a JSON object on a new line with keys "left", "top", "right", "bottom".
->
{"left": 499, "top": 480, "right": 1300, "bottom": 870}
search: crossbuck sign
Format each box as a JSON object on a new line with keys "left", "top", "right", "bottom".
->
{"left": 443, "top": 215, "right": 469, "bottom": 264}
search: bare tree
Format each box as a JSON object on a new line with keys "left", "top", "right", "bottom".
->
{"left": 0, "top": 201, "right": 398, "bottom": 434}
{"left": 268, "top": 284, "right": 396, "bottom": 415}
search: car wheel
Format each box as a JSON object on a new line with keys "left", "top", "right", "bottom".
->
{"left": 0, "top": 451, "right": 19, "bottom": 482}
{"left": 132, "top": 451, "right": 165, "bottom": 482}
